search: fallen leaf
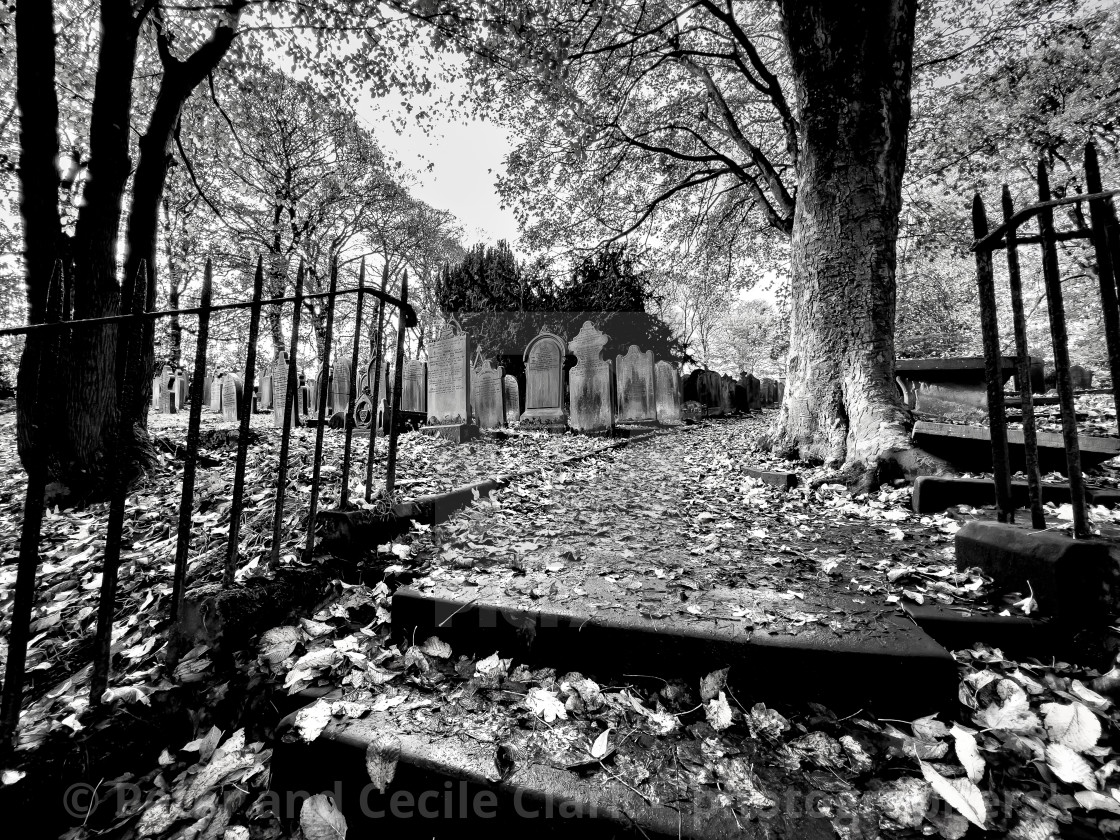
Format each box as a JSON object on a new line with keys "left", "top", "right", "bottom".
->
{"left": 300, "top": 793, "right": 347, "bottom": 840}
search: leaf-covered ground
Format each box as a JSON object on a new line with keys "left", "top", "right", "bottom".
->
{"left": 2, "top": 412, "right": 1119, "bottom": 840}
{"left": 0, "top": 406, "right": 614, "bottom": 750}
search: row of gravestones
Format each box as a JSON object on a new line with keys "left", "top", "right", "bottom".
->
{"left": 682, "top": 370, "right": 784, "bottom": 417}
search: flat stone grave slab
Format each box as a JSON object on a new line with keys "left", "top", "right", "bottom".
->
{"left": 912, "top": 420, "right": 1120, "bottom": 473}
{"left": 896, "top": 356, "right": 1017, "bottom": 420}
{"left": 912, "top": 475, "right": 1120, "bottom": 513}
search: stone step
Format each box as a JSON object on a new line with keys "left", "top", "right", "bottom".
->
{"left": 271, "top": 693, "right": 839, "bottom": 840}
{"left": 390, "top": 584, "right": 958, "bottom": 720}
{"left": 912, "top": 475, "right": 1120, "bottom": 513}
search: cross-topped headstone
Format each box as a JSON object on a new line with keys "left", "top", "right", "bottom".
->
{"left": 567, "top": 321, "right": 613, "bottom": 434}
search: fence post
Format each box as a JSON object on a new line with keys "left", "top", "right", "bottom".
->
{"left": 270, "top": 260, "right": 304, "bottom": 570}
{"left": 365, "top": 262, "right": 389, "bottom": 502}
{"left": 0, "top": 263, "right": 63, "bottom": 755}
{"left": 340, "top": 259, "right": 365, "bottom": 507}
{"left": 171, "top": 260, "right": 213, "bottom": 625}
{"left": 1001, "top": 187, "right": 1045, "bottom": 529}
{"left": 91, "top": 261, "right": 149, "bottom": 704}
{"left": 385, "top": 271, "right": 409, "bottom": 496}
{"left": 305, "top": 257, "right": 340, "bottom": 557}
{"left": 1036, "top": 161, "right": 1090, "bottom": 538}
{"left": 971, "top": 195, "right": 1014, "bottom": 523}
{"left": 225, "top": 257, "right": 265, "bottom": 585}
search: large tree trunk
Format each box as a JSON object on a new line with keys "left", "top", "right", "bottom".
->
{"left": 774, "top": 0, "right": 942, "bottom": 488}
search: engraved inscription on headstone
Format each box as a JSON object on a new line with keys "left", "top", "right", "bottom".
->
{"left": 272, "top": 353, "right": 300, "bottom": 428}
{"left": 503, "top": 375, "right": 520, "bottom": 425}
{"left": 615, "top": 345, "right": 655, "bottom": 423}
{"left": 472, "top": 360, "right": 505, "bottom": 428}
{"left": 426, "top": 333, "right": 470, "bottom": 426}
{"left": 567, "top": 321, "right": 613, "bottom": 433}
{"left": 654, "top": 361, "right": 682, "bottom": 425}
{"left": 332, "top": 359, "right": 352, "bottom": 417}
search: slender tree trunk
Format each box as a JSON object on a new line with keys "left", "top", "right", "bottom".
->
{"left": 266, "top": 202, "right": 287, "bottom": 355}
{"left": 774, "top": 0, "right": 943, "bottom": 488}
{"left": 162, "top": 197, "right": 183, "bottom": 366}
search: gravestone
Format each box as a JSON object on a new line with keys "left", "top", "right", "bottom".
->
{"left": 151, "top": 377, "right": 160, "bottom": 410}
{"left": 332, "top": 359, "right": 352, "bottom": 418}
{"left": 777, "top": 380, "right": 785, "bottom": 404}
{"left": 615, "top": 345, "right": 656, "bottom": 424}
{"left": 402, "top": 360, "right": 428, "bottom": 414}
{"left": 297, "top": 374, "right": 311, "bottom": 417}
{"left": 423, "top": 330, "right": 477, "bottom": 443}
{"left": 568, "top": 321, "right": 614, "bottom": 434}
{"left": 1070, "top": 365, "right": 1094, "bottom": 390}
{"left": 654, "top": 361, "right": 681, "bottom": 425}
{"left": 222, "top": 373, "right": 244, "bottom": 421}
{"left": 175, "top": 368, "right": 188, "bottom": 408}
{"left": 720, "top": 375, "right": 735, "bottom": 415}
{"left": 258, "top": 366, "right": 273, "bottom": 412}
{"left": 503, "top": 375, "right": 521, "bottom": 425}
{"left": 681, "top": 400, "right": 704, "bottom": 424}
{"left": 160, "top": 365, "right": 176, "bottom": 414}
{"left": 760, "top": 377, "right": 775, "bottom": 405}
{"left": 472, "top": 360, "right": 506, "bottom": 429}
{"left": 209, "top": 373, "right": 224, "bottom": 413}
{"left": 272, "top": 353, "right": 300, "bottom": 429}
{"left": 522, "top": 330, "right": 568, "bottom": 431}
{"left": 733, "top": 381, "right": 750, "bottom": 412}
{"left": 747, "top": 374, "right": 762, "bottom": 411}
{"left": 202, "top": 376, "right": 213, "bottom": 408}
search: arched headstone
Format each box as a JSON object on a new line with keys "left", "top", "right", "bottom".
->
{"left": 222, "top": 374, "right": 244, "bottom": 421}
{"left": 272, "top": 353, "right": 300, "bottom": 428}
{"left": 654, "top": 362, "right": 682, "bottom": 425}
{"left": 522, "top": 330, "right": 567, "bottom": 431}
{"left": 331, "top": 359, "right": 352, "bottom": 417}
{"left": 472, "top": 360, "right": 505, "bottom": 429}
{"left": 503, "top": 375, "right": 520, "bottom": 425}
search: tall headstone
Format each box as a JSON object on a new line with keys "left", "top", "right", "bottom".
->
{"left": 503, "top": 375, "right": 521, "bottom": 425}
{"left": 151, "top": 377, "right": 160, "bottom": 410}
{"left": 222, "top": 373, "right": 244, "bottom": 421}
{"left": 423, "top": 330, "right": 476, "bottom": 442}
{"left": 202, "top": 376, "right": 213, "bottom": 408}
{"left": 567, "top": 321, "right": 613, "bottom": 434}
{"left": 654, "top": 361, "right": 682, "bottom": 425}
{"left": 175, "top": 367, "right": 188, "bottom": 408}
{"left": 402, "top": 360, "right": 428, "bottom": 414}
{"left": 777, "top": 380, "right": 785, "bottom": 404}
{"left": 331, "top": 359, "right": 352, "bottom": 417}
{"left": 747, "top": 374, "right": 762, "bottom": 411}
{"left": 733, "top": 379, "right": 750, "bottom": 412}
{"left": 616, "top": 345, "right": 656, "bottom": 424}
{"left": 160, "top": 365, "right": 176, "bottom": 414}
{"left": 472, "top": 360, "right": 506, "bottom": 429}
{"left": 720, "top": 375, "right": 734, "bottom": 415}
{"left": 258, "top": 365, "right": 273, "bottom": 412}
{"left": 521, "top": 330, "right": 567, "bottom": 431}
{"left": 209, "top": 373, "right": 224, "bottom": 413}
{"left": 272, "top": 353, "right": 300, "bottom": 428}
{"left": 297, "top": 374, "right": 311, "bottom": 417}
{"left": 760, "top": 377, "right": 775, "bottom": 406}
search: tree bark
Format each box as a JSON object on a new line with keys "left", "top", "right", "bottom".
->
{"left": 774, "top": 0, "right": 942, "bottom": 488}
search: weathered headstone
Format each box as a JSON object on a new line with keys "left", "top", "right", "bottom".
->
{"left": 747, "top": 374, "right": 762, "bottom": 411}
{"left": 175, "top": 368, "right": 188, "bottom": 408}
{"left": 258, "top": 366, "right": 273, "bottom": 412}
{"left": 472, "top": 360, "right": 506, "bottom": 429}
{"left": 160, "top": 365, "right": 176, "bottom": 414}
{"left": 616, "top": 345, "right": 656, "bottom": 424}
{"left": 202, "top": 375, "right": 213, "bottom": 408}
{"left": 654, "top": 361, "right": 681, "bottom": 425}
{"left": 423, "top": 330, "right": 476, "bottom": 442}
{"left": 760, "top": 377, "right": 776, "bottom": 405}
{"left": 720, "top": 375, "right": 735, "bottom": 415}
{"left": 272, "top": 353, "right": 300, "bottom": 428}
{"left": 681, "top": 400, "right": 704, "bottom": 423}
{"left": 402, "top": 360, "right": 428, "bottom": 414}
{"left": 503, "top": 375, "right": 521, "bottom": 425}
{"left": 568, "top": 321, "right": 613, "bottom": 434}
{"left": 151, "top": 376, "right": 160, "bottom": 410}
{"left": 331, "top": 359, "right": 352, "bottom": 417}
{"left": 209, "top": 373, "right": 223, "bottom": 413}
{"left": 222, "top": 373, "right": 244, "bottom": 421}
{"left": 777, "top": 380, "right": 785, "bottom": 404}
{"left": 521, "top": 331, "right": 568, "bottom": 431}
{"left": 733, "top": 380, "right": 750, "bottom": 412}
